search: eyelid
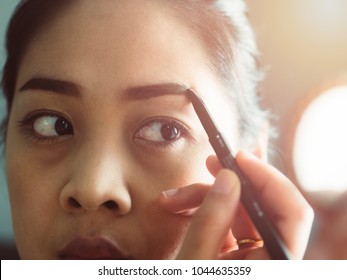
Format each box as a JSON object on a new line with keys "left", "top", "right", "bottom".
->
{"left": 18, "top": 109, "right": 71, "bottom": 126}
{"left": 135, "top": 116, "right": 192, "bottom": 131}
{"left": 17, "top": 109, "right": 73, "bottom": 144}
{"left": 133, "top": 117, "right": 193, "bottom": 147}
{"left": 134, "top": 117, "right": 190, "bottom": 136}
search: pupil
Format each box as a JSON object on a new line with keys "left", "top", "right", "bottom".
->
{"left": 160, "top": 124, "right": 179, "bottom": 140}
{"left": 55, "top": 118, "right": 72, "bottom": 135}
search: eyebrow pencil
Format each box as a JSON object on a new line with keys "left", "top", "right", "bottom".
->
{"left": 187, "top": 89, "right": 291, "bottom": 260}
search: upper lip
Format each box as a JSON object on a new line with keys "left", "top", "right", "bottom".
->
{"left": 58, "top": 237, "right": 133, "bottom": 260}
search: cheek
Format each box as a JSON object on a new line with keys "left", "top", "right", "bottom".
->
{"left": 134, "top": 141, "right": 214, "bottom": 259}
{"left": 131, "top": 191, "right": 191, "bottom": 259}
{"left": 6, "top": 126, "right": 62, "bottom": 216}
{"left": 5, "top": 134, "right": 63, "bottom": 258}
{"left": 146, "top": 213, "right": 191, "bottom": 259}
{"left": 129, "top": 181, "right": 191, "bottom": 259}
{"left": 127, "top": 140, "right": 214, "bottom": 258}
{"left": 132, "top": 138, "right": 215, "bottom": 190}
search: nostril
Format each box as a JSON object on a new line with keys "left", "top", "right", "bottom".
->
{"left": 64, "top": 197, "right": 119, "bottom": 211}
{"left": 68, "top": 197, "right": 81, "bottom": 208}
{"left": 104, "top": 200, "right": 118, "bottom": 210}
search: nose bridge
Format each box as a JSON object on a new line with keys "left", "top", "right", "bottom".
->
{"left": 60, "top": 136, "right": 131, "bottom": 213}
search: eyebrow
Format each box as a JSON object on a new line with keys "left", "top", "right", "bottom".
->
{"left": 19, "top": 77, "right": 189, "bottom": 101}
{"left": 121, "top": 83, "right": 189, "bottom": 102}
{"left": 19, "top": 77, "right": 81, "bottom": 97}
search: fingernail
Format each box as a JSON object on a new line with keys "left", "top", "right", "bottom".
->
{"left": 162, "top": 188, "right": 179, "bottom": 198}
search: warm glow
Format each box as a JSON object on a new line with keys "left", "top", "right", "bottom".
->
{"left": 302, "top": 0, "right": 347, "bottom": 32}
{"left": 293, "top": 86, "right": 347, "bottom": 193}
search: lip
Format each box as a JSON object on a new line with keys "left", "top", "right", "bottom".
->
{"left": 58, "top": 237, "right": 133, "bottom": 260}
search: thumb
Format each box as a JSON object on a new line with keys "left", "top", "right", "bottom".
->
{"left": 177, "top": 169, "right": 241, "bottom": 259}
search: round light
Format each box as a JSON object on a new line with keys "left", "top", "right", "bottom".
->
{"left": 293, "top": 86, "right": 347, "bottom": 193}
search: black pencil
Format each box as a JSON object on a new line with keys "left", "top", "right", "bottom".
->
{"left": 187, "top": 89, "right": 291, "bottom": 260}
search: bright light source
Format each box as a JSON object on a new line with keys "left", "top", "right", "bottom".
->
{"left": 302, "top": 0, "right": 347, "bottom": 30}
{"left": 293, "top": 86, "right": 347, "bottom": 193}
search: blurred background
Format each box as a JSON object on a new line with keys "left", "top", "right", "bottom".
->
{"left": 1, "top": 0, "right": 347, "bottom": 259}
{"left": 246, "top": 0, "right": 347, "bottom": 259}
{"left": 0, "top": 0, "right": 21, "bottom": 259}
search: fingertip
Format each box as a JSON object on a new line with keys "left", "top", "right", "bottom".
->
{"left": 235, "top": 151, "right": 265, "bottom": 178}
{"left": 206, "top": 154, "right": 218, "bottom": 163}
{"left": 212, "top": 169, "right": 241, "bottom": 197}
{"left": 159, "top": 184, "right": 211, "bottom": 215}
{"left": 206, "top": 155, "right": 222, "bottom": 177}
{"left": 236, "top": 150, "right": 259, "bottom": 163}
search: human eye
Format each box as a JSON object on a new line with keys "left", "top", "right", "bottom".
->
{"left": 18, "top": 110, "right": 74, "bottom": 143}
{"left": 133, "top": 117, "right": 189, "bottom": 147}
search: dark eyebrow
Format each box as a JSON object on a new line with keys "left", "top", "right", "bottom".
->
{"left": 19, "top": 77, "right": 189, "bottom": 101}
{"left": 19, "top": 77, "right": 81, "bottom": 98}
{"left": 121, "top": 83, "right": 189, "bottom": 102}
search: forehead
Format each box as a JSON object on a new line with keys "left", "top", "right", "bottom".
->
{"left": 13, "top": 0, "right": 240, "bottom": 150}
{"left": 18, "top": 0, "right": 210, "bottom": 88}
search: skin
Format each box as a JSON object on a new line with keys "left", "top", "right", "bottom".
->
{"left": 5, "top": 0, "right": 313, "bottom": 259}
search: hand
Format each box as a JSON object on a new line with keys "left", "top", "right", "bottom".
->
{"left": 159, "top": 151, "right": 314, "bottom": 259}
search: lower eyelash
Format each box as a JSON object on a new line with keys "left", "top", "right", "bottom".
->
{"left": 17, "top": 110, "right": 71, "bottom": 144}
{"left": 133, "top": 118, "right": 192, "bottom": 150}
{"left": 20, "top": 128, "right": 61, "bottom": 144}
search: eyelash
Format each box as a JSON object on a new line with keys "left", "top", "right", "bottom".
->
{"left": 133, "top": 117, "right": 191, "bottom": 148}
{"left": 18, "top": 110, "right": 73, "bottom": 144}
{"left": 18, "top": 112, "right": 191, "bottom": 148}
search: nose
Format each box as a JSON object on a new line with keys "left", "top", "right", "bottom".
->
{"left": 59, "top": 147, "right": 131, "bottom": 215}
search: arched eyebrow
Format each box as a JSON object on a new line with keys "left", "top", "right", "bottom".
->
{"left": 19, "top": 77, "right": 189, "bottom": 101}
{"left": 121, "top": 83, "right": 189, "bottom": 102}
{"left": 19, "top": 77, "right": 81, "bottom": 98}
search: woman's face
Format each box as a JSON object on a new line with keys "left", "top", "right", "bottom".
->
{"left": 6, "top": 0, "right": 238, "bottom": 259}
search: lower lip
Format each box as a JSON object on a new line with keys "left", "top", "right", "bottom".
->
{"left": 58, "top": 237, "right": 131, "bottom": 260}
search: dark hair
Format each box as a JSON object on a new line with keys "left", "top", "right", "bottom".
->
{"left": 1, "top": 0, "right": 269, "bottom": 149}
{"left": 1, "top": 0, "right": 72, "bottom": 141}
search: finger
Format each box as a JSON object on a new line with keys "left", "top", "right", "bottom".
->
{"left": 177, "top": 169, "right": 241, "bottom": 259}
{"left": 221, "top": 229, "right": 238, "bottom": 253}
{"left": 159, "top": 155, "right": 222, "bottom": 215}
{"left": 235, "top": 151, "right": 314, "bottom": 259}
{"left": 206, "top": 155, "right": 223, "bottom": 177}
{"left": 159, "top": 184, "right": 210, "bottom": 214}
{"left": 231, "top": 204, "right": 261, "bottom": 241}
{"left": 207, "top": 155, "right": 260, "bottom": 241}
